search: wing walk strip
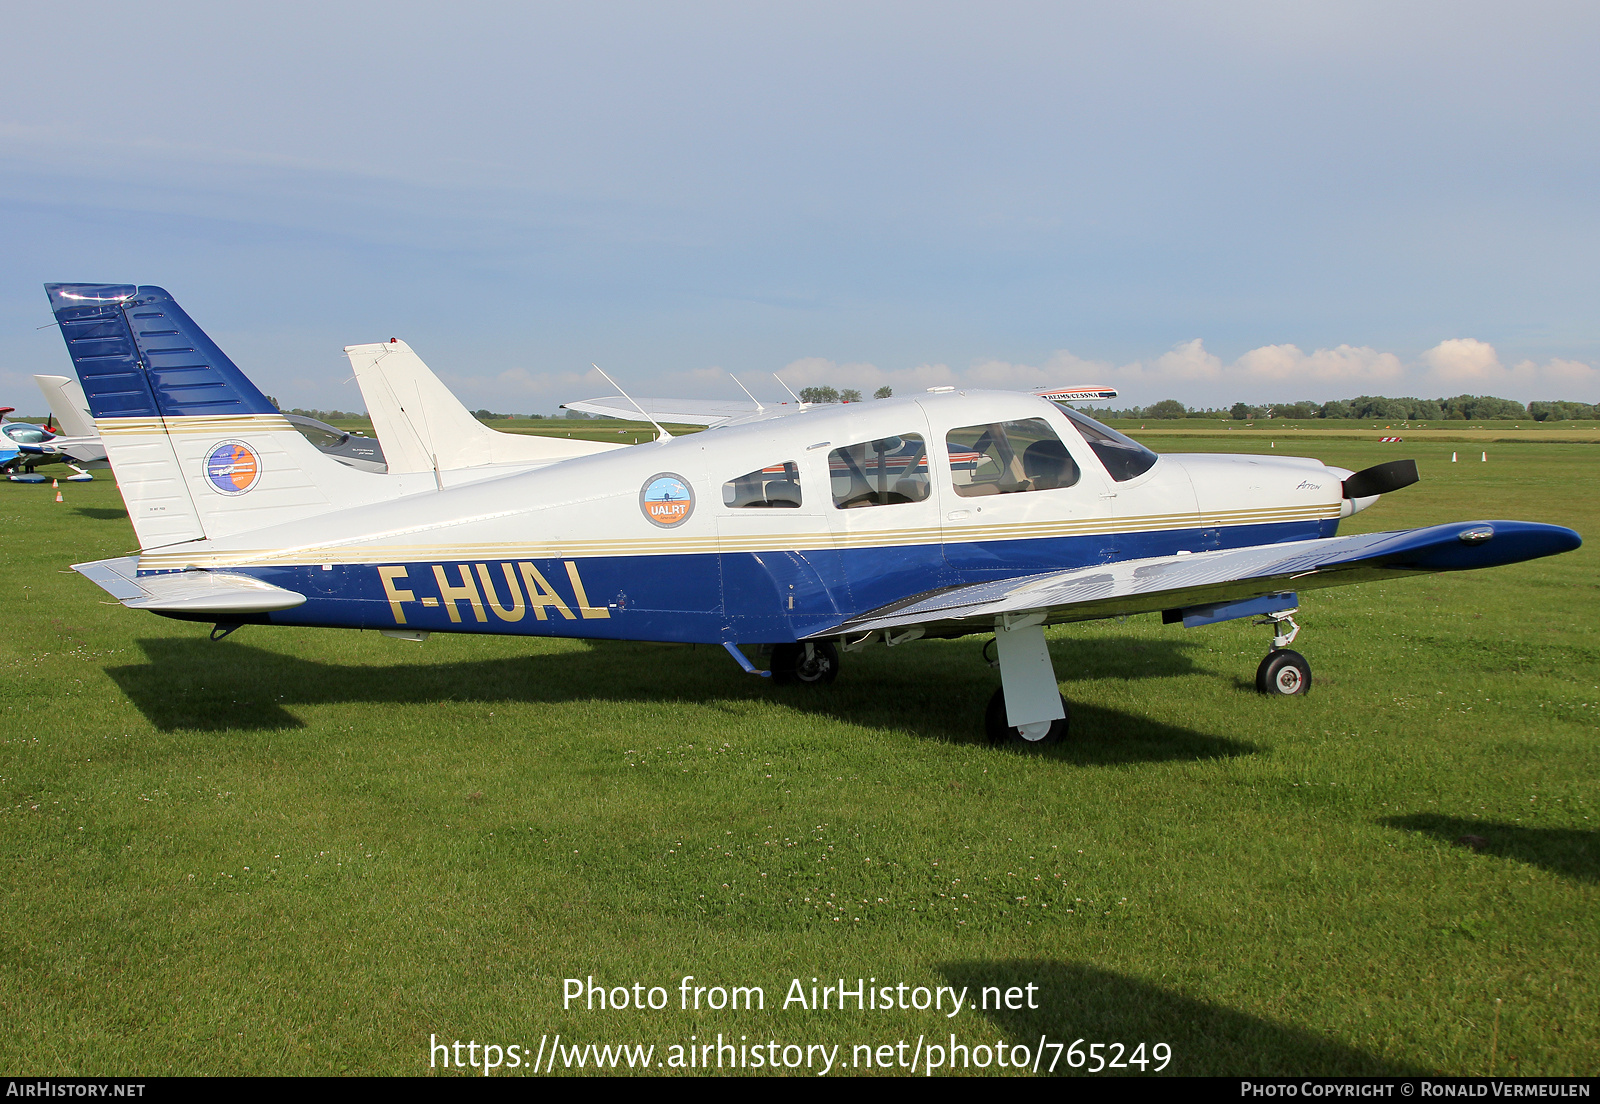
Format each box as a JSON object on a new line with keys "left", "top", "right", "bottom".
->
{"left": 133, "top": 505, "right": 1338, "bottom": 571}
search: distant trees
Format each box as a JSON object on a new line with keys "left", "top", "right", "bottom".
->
{"left": 472, "top": 409, "right": 512, "bottom": 421}
{"left": 1145, "top": 399, "right": 1187, "bottom": 419}
{"left": 287, "top": 407, "right": 365, "bottom": 421}
{"left": 839, "top": 389, "right": 863, "bottom": 403}
{"left": 1530, "top": 401, "right": 1597, "bottom": 421}
{"left": 874, "top": 386, "right": 893, "bottom": 399}
{"left": 1215, "top": 394, "right": 1547, "bottom": 422}
{"left": 799, "top": 386, "right": 839, "bottom": 403}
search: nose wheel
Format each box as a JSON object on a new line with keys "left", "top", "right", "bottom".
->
{"left": 1253, "top": 608, "right": 1311, "bottom": 695}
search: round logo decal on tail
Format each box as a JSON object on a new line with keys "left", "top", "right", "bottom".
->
{"left": 640, "top": 472, "right": 695, "bottom": 528}
{"left": 204, "top": 440, "right": 262, "bottom": 495}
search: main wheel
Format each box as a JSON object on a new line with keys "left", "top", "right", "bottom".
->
{"left": 1256, "top": 649, "right": 1311, "bottom": 696}
{"left": 770, "top": 641, "right": 839, "bottom": 685}
{"left": 985, "top": 688, "right": 1070, "bottom": 746}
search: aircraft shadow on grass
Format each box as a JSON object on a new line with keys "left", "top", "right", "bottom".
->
{"left": 72, "top": 506, "right": 127, "bottom": 521}
{"left": 1382, "top": 813, "right": 1599, "bottom": 884}
{"left": 107, "top": 634, "right": 1259, "bottom": 766}
{"left": 939, "top": 960, "right": 1430, "bottom": 1076}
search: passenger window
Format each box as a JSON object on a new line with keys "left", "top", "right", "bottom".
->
{"left": 946, "top": 418, "right": 1080, "bottom": 497}
{"left": 829, "top": 435, "right": 930, "bottom": 508}
{"left": 722, "top": 461, "right": 803, "bottom": 508}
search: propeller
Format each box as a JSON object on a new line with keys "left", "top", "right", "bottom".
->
{"left": 1342, "top": 459, "right": 1419, "bottom": 500}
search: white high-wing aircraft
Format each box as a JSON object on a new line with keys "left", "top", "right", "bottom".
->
{"left": 49, "top": 283, "right": 1581, "bottom": 743}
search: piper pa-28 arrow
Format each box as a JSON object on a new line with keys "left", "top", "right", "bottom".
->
{"left": 48, "top": 283, "right": 1581, "bottom": 743}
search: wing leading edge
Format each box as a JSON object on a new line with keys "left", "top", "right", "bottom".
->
{"left": 823, "top": 520, "right": 1581, "bottom": 639}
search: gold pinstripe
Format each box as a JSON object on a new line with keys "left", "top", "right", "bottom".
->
{"left": 136, "top": 503, "right": 1342, "bottom": 571}
{"left": 98, "top": 414, "right": 295, "bottom": 437}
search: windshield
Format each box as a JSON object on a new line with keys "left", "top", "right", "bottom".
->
{"left": 2, "top": 423, "right": 50, "bottom": 445}
{"left": 1054, "top": 405, "right": 1158, "bottom": 482}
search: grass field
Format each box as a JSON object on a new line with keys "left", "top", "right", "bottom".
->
{"left": 0, "top": 435, "right": 1594, "bottom": 1076}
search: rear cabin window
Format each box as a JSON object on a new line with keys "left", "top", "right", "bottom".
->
{"left": 1055, "top": 405, "right": 1159, "bottom": 482}
{"left": 946, "top": 418, "right": 1080, "bottom": 497}
{"left": 723, "top": 461, "right": 803, "bottom": 508}
{"left": 829, "top": 435, "right": 930, "bottom": 508}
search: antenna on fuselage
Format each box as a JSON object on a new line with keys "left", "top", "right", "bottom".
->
{"left": 729, "top": 374, "right": 765, "bottom": 413}
{"left": 591, "top": 363, "right": 673, "bottom": 441}
{"left": 773, "top": 374, "right": 806, "bottom": 406}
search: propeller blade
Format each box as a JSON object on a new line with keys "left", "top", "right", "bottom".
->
{"left": 1343, "top": 458, "right": 1419, "bottom": 499}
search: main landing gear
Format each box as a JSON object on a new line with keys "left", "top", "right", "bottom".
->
{"left": 769, "top": 641, "right": 839, "bottom": 685}
{"left": 1254, "top": 607, "right": 1311, "bottom": 696}
{"left": 983, "top": 613, "right": 1070, "bottom": 746}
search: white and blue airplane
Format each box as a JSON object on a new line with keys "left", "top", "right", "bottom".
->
{"left": 47, "top": 282, "right": 1581, "bottom": 743}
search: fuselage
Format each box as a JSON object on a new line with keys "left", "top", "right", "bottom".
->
{"left": 134, "top": 392, "right": 1354, "bottom": 644}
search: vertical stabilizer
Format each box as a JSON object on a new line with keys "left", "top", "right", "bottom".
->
{"left": 33, "top": 375, "right": 96, "bottom": 439}
{"left": 45, "top": 284, "right": 425, "bottom": 550}
{"left": 345, "top": 340, "right": 622, "bottom": 473}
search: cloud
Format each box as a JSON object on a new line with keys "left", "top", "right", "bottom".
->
{"left": 1422, "top": 337, "right": 1502, "bottom": 382}
{"left": 418, "top": 339, "right": 1597, "bottom": 411}
{"left": 1419, "top": 339, "right": 1600, "bottom": 395}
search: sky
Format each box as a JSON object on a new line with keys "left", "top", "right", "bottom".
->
{"left": 3, "top": 1, "right": 1598, "bottom": 413}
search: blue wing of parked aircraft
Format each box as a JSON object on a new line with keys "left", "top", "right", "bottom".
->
{"left": 830, "top": 520, "right": 1581, "bottom": 638}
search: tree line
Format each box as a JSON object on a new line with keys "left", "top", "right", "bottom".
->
{"left": 1071, "top": 395, "right": 1597, "bottom": 422}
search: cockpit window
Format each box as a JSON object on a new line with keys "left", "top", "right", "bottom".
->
{"left": 723, "top": 461, "right": 803, "bottom": 508}
{"left": 829, "top": 435, "right": 930, "bottom": 508}
{"left": 2, "top": 424, "right": 49, "bottom": 445}
{"left": 1054, "top": 405, "right": 1158, "bottom": 482}
{"left": 946, "top": 418, "right": 1080, "bottom": 497}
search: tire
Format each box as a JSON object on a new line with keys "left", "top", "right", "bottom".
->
{"left": 770, "top": 641, "right": 839, "bottom": 686}
{"left": 1256, "top": 649, "right": 1311, "bottom": 696}
{"left": 985, "top": 687, "right": 1069, "bottom": 746}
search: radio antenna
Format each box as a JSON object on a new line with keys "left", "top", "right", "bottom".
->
{"left": 773, "top": 374, "right": 805, "bottom": 405}
{"left": 591, "top": 364, "right": 672, "bottom": 441}
{"left": 730, "top": 373, "right": 765, "bottom": 413}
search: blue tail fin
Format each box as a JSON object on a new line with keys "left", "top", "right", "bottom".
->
{"left": 44, "top": 284, "right": 278, "bottom": 420}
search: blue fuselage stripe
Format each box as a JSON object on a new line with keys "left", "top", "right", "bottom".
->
{"left": 202, "top": 519, "right": 1338, "bottom": 644}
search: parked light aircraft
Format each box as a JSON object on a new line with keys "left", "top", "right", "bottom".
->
{"left": 48, "top": 283, "right": 1581, "bottom": 743}
{"left": 2, "top": 375, "right": 106, "bottom": 481}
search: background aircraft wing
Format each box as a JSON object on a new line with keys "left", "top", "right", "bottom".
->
{"left": 561, "top": 395, "right": 764, "bottom": 426}
{"left": 824, "top": 520, "right": 1581, "bottom": 639}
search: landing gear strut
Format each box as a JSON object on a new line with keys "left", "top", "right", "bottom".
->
{"left": 985, "top": 613, "right": 1070, "bottom": 745}
{"left": 1254, "top": 607, "right": 1311, "bottom": 695}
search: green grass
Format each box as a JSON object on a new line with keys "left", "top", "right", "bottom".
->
{"left": 0, "top": 439, "right": 1594, "bottom": 1076}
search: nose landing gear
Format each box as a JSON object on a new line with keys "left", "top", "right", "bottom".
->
{"left": 1254, "top": 607, "right": 1311, "bottom": 695}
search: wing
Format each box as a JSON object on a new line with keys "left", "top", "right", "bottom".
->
{"left": 561, "top": 395, "right": 767, "bottom": 426}
{"left": 822, "top": 520, "right": 1581, "bottom": 639}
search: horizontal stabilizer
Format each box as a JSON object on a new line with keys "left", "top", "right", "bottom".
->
{"left": 74, "top": 556, "right": 306, "bottom": 614}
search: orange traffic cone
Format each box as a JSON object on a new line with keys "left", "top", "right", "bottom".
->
{"left": 55, "top": 490, "right": 63, "bottom": 503}
{"left": 51, "top": 478, "right": 58, "bottom": 488}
